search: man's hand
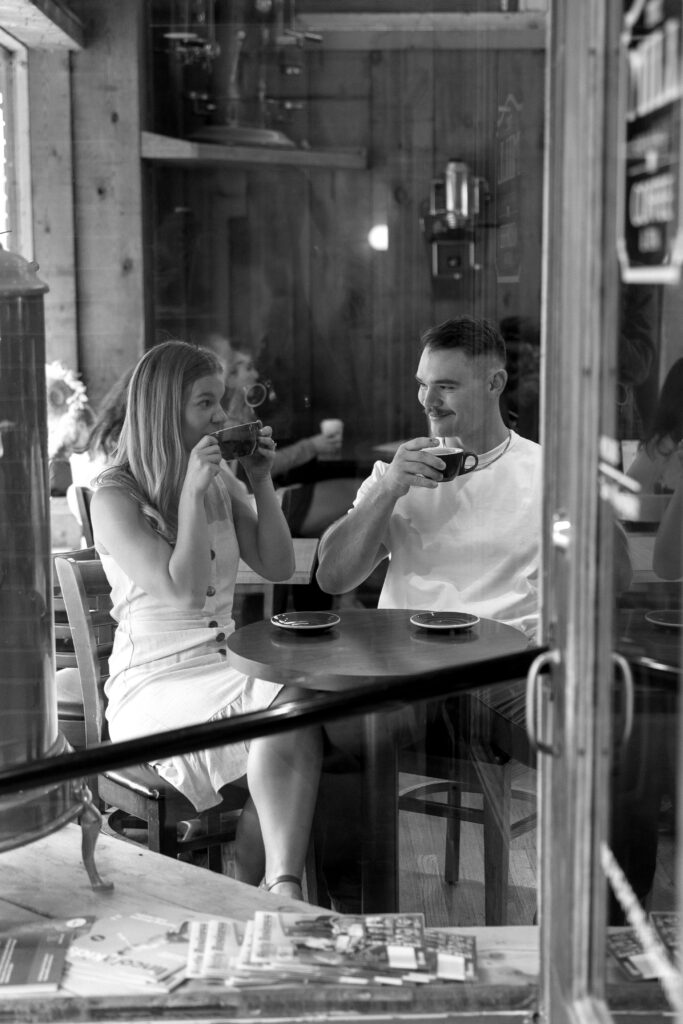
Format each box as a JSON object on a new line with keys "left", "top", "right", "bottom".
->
{"left": 310, "top": 431, "right": 342, "bottom": 457}
{"left": 382, "top": 437, "right": 446, "bottom": 497}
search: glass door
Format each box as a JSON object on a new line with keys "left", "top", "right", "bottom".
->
{"left": 539, "top": 1, "right": 682, "bottom": 1020}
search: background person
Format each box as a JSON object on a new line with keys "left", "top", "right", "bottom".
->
{"left": 90, "top": 340, "right": 322, "bottom": 900}
{"left": 653, "top": 465, "right": 683, "bottom": 579}
{"left": 202, "top": 332, "right": 362, "bottom": 613}
{"left": 627, "top": 356, "right": 683, "bottom": 493}
{"left": 69, "top": 367, "right": 134, "bottom": 490}
{"left": 201, "top": 333, "right": 344, "bottom": 478}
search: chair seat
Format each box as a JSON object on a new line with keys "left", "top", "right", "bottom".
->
{"left": 104, "top": 763, "right": 179, "bottom": 802}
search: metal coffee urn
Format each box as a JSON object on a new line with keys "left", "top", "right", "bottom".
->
{"left": 0, "top": 245, "right": 109, "bottom": 887}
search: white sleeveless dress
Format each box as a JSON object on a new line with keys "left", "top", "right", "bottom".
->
{"left": 99, "top": 469, "right": 282, "bottom": 811}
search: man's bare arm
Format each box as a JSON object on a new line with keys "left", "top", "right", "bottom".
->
{"left": 316, "top": 437, "right": 444, "bottom": 594}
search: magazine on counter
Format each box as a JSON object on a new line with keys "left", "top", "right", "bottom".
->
{"left": 185, "top": 918, "right": 246, "bottom": 981}
{"left": 241, "top": 912, "right": 477, "bottom": 984}
{"left": 650, "top": 912, "right": 678, "bottom": 961}
{"left": 424, "top": 928, "right": 477, "bottom": 981}
{"left": 0, "top": 917, "right": 90, "bottom": 995}
{"left": 63, "top": 909, "right": 240, "bottom": 995}
{"left": 606, "top": 929, "right": 660, "bottom": 980}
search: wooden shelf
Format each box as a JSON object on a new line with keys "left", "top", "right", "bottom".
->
{"left": 141, "top": 131, "right": 367, "bottom": 170}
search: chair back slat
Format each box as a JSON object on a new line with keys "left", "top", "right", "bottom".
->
{"left": 73, "top": 485, "right": 95, "bottom": 546}
{"left": 54, "top": 553, "right": 114, "bottom": 750}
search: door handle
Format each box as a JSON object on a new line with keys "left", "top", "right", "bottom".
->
{"left": 525, "top": 649, "right": 561, "bottom": 756}
{"left": 612, "top": 651, "right": 634, "bottom": 749}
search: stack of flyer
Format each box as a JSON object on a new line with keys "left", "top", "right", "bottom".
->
{"left": 606, "top": 911, "right": 679, "bottom": 981}
{"left": 188, "top": 911, "right": 477, "bottom": 987}
{"left": 54, "top": 909, "right": 476, "bottom": 993}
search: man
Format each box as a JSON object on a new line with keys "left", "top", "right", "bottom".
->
{"left": 313, "top": 316, "right": 542, "bottom": 913}
{"left": 316, "top": 315, "right": 542, "bottom": 638}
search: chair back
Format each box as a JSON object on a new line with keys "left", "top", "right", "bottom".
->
{"left": 73, "top": 485, "right": 95, "bottom": 546}
{"left": 54, "top": 548, "right": 115, "bottom": 749}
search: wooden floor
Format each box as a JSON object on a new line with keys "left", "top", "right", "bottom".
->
{"left": 107, "top": 771, "right": 676, "bottom": 930}
{"left": 397, "top": 770, "right": 676, "bottom": 929}
{"left": 398, "top": 766, "right": 538, "bottom": 928}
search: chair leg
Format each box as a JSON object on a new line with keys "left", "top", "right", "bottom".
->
{"left": 476, "top": 759, "right": 512, "bottom": 925}
{"left": 205, "top": 808, "right": 225, "bottom": 873}
{"left": 146, "top": 802, "right": 180, "bottom": 859}
{"left": 444, "top": 783, "right": 462, "bottom": 885}
{"left": 303, "top": 835, "right": 319, "bottom": 905}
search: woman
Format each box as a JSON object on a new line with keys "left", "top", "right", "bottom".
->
{"left": 90, "top": 341, "right": 322, "bottom": 899}
{"left": 627, "top": 357, "right": 683, "bottom": 493}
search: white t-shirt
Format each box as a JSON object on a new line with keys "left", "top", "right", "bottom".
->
{"left": 353, "top": 431, "right": 542, "bottom": 638}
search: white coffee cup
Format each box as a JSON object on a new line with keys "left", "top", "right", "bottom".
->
{"left": 320, "top": 418, "right": 344, "bottom": 441}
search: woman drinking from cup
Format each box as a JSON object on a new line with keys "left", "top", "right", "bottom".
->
{"left": 90, "top": 341, "right": 322, "bottom": 899}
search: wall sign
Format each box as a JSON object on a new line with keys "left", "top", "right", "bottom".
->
{"left": 495, "top": 93, "right": 522, "bottom": 284}
{"left": 618, "top": 0, "right": 683, "bottom": 283}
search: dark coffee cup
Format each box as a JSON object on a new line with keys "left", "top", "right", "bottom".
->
{"left": 212, "top": 421, "right": 260, "bottom": 460}
{"left": 422, "top": 446, "right": 479, "bottom": 481}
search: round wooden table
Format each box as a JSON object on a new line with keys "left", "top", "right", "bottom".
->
{"left": 227, "top": 609, "right": 533, "bottom": 912}
{"left": 228, "top": 608, "right": 532, "bottom": 689}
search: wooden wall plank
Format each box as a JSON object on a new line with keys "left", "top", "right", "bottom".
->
{"left": 373, "top": 47, "right": 437, "bottom": 444}
{"left": 68, "top": 0, "right": 145, "bottom": 408}
{"left": 28, "top": 48, "right": 78, "bottom": 368}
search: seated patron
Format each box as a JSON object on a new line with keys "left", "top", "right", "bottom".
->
{"left": 315, "top": 315, "right": 542, "bottom": 911}
{"left": 201, "top": 334, "right": 344, "bottom": 482}
{"left": 316, "top": 315, "right": 542, "bottom": 638}
{"left": 70, "top": 367, "right": 133, "bottom": 489}
{"left": 89, "top": 340, "right": 325, "bottom": 900}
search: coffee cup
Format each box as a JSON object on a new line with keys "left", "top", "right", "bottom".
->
{"left": 320, "top": 418, "right": 344, "bottom": 441}
{"left": 422, "top": 446, "right": 479, "bottom": 482}
{"left": 212, "top": 421, "right": 261, "bottom": 460}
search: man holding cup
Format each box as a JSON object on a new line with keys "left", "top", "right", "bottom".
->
{"left": 316, "top": 315, "right": 541, "bottom": 637}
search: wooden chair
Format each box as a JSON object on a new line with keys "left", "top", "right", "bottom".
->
{"left": 233, "top": 484, "right": 305, "bottom": 620}
{"left": 66, "top": 484, "right": 95, "bottom": 546}
{"left": 54, "top": 547, "right": 245, "bottom": 871}
{"left": 398, "top": 688, "right": 537, "bottom": 925}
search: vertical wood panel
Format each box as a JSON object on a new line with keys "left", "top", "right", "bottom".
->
{"left": 305, "top": 48, "right": 374, "bottom": 444}
{"left": 372, "top": 48, "right": 436, "bottom": 444}
{"left": 28, "top": 49, "right": 78, "bottom": 368}
{"left": 495, "top": 48, "right": 544, "bottom": 327}
{"left": 69, "top": 0, "right": 145, "bottom": 409}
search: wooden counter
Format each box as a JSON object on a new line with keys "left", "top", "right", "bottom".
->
{"left": 0, "top": 824, "right": 540, "bottom": 1020}
{"left": 0, "top": 824, "right": 669, "bottom": 1020}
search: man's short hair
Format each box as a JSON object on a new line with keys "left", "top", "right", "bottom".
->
{"left": 421, "top": 315, "right": 507, "bottom": 367}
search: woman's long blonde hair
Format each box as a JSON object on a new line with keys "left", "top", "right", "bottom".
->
{"left": 100, "top": 341, "right": 223, "bottom": 542}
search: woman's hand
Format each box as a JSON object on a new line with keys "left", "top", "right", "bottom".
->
{"left": 184, "top": 434, "right": 223, "bottom": 495}
{"left": 241, "top": 424, "right": 277, "bottom": 481}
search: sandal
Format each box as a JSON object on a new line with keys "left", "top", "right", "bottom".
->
{"left": 265, "top": 874, "right": 303, "bottom": 897}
